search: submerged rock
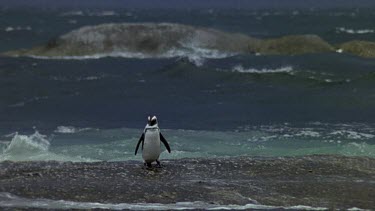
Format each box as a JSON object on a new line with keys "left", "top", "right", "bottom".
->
{"left": 0, "top": 155, "right": 374, "bottom": 209}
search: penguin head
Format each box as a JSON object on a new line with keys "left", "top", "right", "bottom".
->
{"left": 148, "top": 115, "right": 158, "bottom": 126}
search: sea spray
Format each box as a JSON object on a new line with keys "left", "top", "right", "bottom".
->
{"left": 0, "top": 131, "right": 94, "bottom": 162}
{"left": 3, "top": 131, "right": 50, "bottom": 155}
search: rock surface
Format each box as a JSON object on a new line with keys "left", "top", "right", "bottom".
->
{"left": 257, "top": 35, "right": 334, "bottom": 55}
{"left": 4, "top": 23, "right": 375, "bottom": 59}
{"left": 340, "top": 40, "right": 375, "bottom": 58}
{"left": 6, "top": 22, "right": 375, "bottom": 59}
{"left": 2, "top": 23, "right": 260, "bottom": 57}
{"left": 0, "top": 155, "right": 374, "bottom": 209}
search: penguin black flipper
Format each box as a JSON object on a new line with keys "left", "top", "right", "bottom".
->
{"left": 135, "top": 133, "right": 144, "bottom": 155}
{"left": 160, "top": 132, "right": 171, "bottom": 153}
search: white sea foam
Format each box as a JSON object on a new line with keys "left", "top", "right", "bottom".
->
{"left": 88, "top": 11, "right": 119, "bottom": 17}
{"left": 348, "top": 207, "right": 371, "bottom": 211}
{"left": 4, "top": 26, "right": 32, "bottom": 32}
{"left": 330, "top": 130, "right": 375, "bottom": 139}
{"left": 336, "top": 27, "right": 375, "bottom": 34}
{"left": 0, "top": 192, "right": 329, "bottom": 210}
{"left": 0, "top": 132, "right": 94, "bottom": 162}
{"left": 0, "top": 131, "right": 50, "bottom": 161}
{"left": 3, "top": 132, "right": 18, "bottom": 138}
{"left": 295, "top": 130, "right": 321, "bottom": 138}
{"left": 76, "top": 76, "right": 102, "bottom": 81}
{"left": 8, "top": 102, "right": 25, "bottom": 107}
{"left": 324, "top": 79, "right": 333, "bottom": 83}
{"left": 336, "top": 49, "right": 343, "bottom": 53}
{"left": 341, "top": 142, "right": 375, "bottom": 157}
{"left": 3, "top": 131, "right": 49, "bottom": 153}
{"left": 61, "top": 10, "right": 119, "bottom": 17}
{"left": 60, "top": 10, "right": 84, "bottom": 16}
{"left": 54, "top": 126, "right": 93, "bottom": 134}
{"left": 68, "top": 19, "right": 77, "bottom": 24}
{"left": 8, "top": 96, "right": 48, "bottom": 108}
{"left": 172, "top": 48, "right": 235, "bottom": 67}
{"left": 232, "top": 65, "right": 294, "bottom": 74}
{"left": 28, "top": 47, "right": 236, "bottom": 67}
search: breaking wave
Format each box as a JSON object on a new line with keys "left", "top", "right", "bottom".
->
{"left": 336, "top": 27, "right": 375, "bottom": 34}
{"left": 54, "top": 126, "right": 93, "bottom": 134}
{"left": 60, "top": 10, "right": 119, "bottom": 17}
{"left": 232, "top": 65, "right": 294, "bottom": 74}
{"left": 4, "top": 26, "right": 32, "bottom": 32}
{"left": 29, "top": 48, "right": 236, "bottom": 67}
{"left": 0, "top": 132, "right": 94, "bottom": 162}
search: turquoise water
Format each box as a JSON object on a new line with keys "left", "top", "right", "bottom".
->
{"left": 1, "top": 122, "right": 374, "bottom": 162}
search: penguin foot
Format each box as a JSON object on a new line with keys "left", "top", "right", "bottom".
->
{"left": 155, "top": 160, "right": 163, "bottom": 168}
{"left": 143, "top": 162, "right": 152, "bottom": 169}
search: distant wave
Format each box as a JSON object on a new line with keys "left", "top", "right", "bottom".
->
{"left": 60, "top": 10, "right": 119, "bottom": 17}
{"left": 232, "top": 65, "right": 294, "bottom": 74}
{"left": 336, "top": 27, "right": 374, "bottom": 34}
{"left": 54, "top": 126, "right": 94, "bottom": 134}
{"left": 60, "top": 10, "right": 84, "bottom": 16}
{"left": 8, "top": 96, "right": 48, "bottom": 108}
{"left": 4, "top": 26, "right": 32, "bottom": 32}
{"left": 28, "top": 49, "right": 236, "bottom": 67}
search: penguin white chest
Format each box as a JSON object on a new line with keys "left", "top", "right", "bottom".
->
{"left": 142, "top": 129, "right": 161, "bottom": 162}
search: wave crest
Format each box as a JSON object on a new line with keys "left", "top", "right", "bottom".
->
{"left": 0, "top": 131, "right": 94, "bottom": 162}
{"left": 232, "top": 65, "right": 294, "bottom": 74}
{"left": 336, "top": 27, "right": 375, "bottom": 34}
{"left": 54, "top": 126, "right": 93, "bottom": 134}
{"left": 3, "top": 131, "right": 50, "bottom": 155}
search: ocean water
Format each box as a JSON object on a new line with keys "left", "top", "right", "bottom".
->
{"left": 1, "top": 5, "right": 375, "bottom": 210}
{"left": 1, "top": 7, "right": 375, "bottom": 163}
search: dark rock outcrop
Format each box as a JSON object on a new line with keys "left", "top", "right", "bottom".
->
{"left": 257, "top": 35, "right": 334, "bottom": 55}
{"left": 2, "top": 23, "right": 260, "bottom": 57}
{"left": 340, "top": 40, "right": 375, "bottom": 58}
{"left": 3, "top": 22, "right": 375, "bottom": 59}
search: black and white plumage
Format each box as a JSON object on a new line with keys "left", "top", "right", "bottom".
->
{"left": 135, "top": 116, "right": 171, "bottom": 167}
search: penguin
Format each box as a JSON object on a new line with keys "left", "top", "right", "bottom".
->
{"left": 135, "top": 115, "right": 171, "bottom": 168}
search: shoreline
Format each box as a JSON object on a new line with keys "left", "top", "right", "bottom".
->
{"left": 0, "top": 155, "right": 374, "bottom": 209}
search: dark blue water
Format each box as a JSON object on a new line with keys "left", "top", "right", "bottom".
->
{"left": 0, "top": 7, "right": 375, "bottom": 162}
{"left": 1, "top": 54, "right": 375, "bottom": 132}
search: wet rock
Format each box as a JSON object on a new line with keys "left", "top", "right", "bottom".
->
{"left": 0, "top": 155, "right": 374, "bottom": 210}
{"left": 3, "top": 23, "right": 375, "bottom": 59}
{"left": 2, "top": 23, "right": 258, "bottom": 57}
{"left": 339, "top": 40, "right": 375, "bottom": 58}
{"left": 257, "top": 34, "right": 334, "bottom": 55}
